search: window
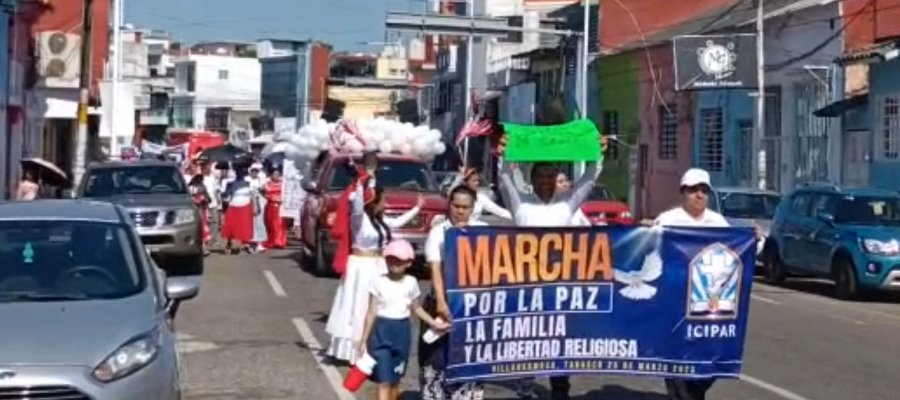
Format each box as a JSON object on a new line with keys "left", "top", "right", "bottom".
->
{"left": 0, "top": 220, "right": 144, "bottom": 300}
{"left": 834, "top": 195, "right": 900, "bottom": 226}
{"left": 218, "top": 69, "right": 228, "bottom": 80}
{"left": 791, "top": 193, "right": 812, "bottom": 217}
{"left": 185, "top": 63, "right": 196, "bottom": 92}
{"left": 83, "top": 166, "right": 187, "bottom": 197}
{"left": 721, "top": 193, "right": 781, "bottom": 219}
{"left": 879, "top": 95, "right": 900, "bottom": 159}
{"left": 699, "top": 108, "right": 724, "bottom": 172}
{"left": 657, "top": 104, "right": 677, "bottom": 160}
{"left": 737, "top": 120, "right": 753, "bottom": 182}
{"left": 602, "top": 110, "right": 619, "bottom": 160}
{"left": 328, "top": 158, "right": 438, "bottom": 192}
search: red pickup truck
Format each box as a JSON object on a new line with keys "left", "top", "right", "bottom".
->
{"left": 298, "top": 152, "right": 447, "bottom": 276}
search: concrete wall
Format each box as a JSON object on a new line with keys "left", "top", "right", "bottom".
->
{"left": 597, "top": 52, "right": 639, "bottom": 207}
{"left": 327, "top": 86, "right": 398, "bottom": 120}
{"left": 638, "top": 44, "right": 697, "bottom": 217}
{"left": 868, "top": 57, "right": 900, "bottom": 189}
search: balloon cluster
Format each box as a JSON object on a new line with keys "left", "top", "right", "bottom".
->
{"left": 283, "top": 118, "right": 447, "bottom": 172}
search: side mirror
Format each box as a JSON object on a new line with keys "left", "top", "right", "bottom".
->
{"left": 62, "top": 189, "right": 75, "bottom": 198}
{"left": 166, "top": 276, "right": 200, "bottom": 301}
{"left": 302, "top": 181, "right": 320, "bottom": 194}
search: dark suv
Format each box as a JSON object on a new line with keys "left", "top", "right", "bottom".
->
{"left": 77, "top": 160, "right": 203, "bottom": 275}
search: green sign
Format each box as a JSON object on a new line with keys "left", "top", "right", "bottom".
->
{"left": 501, "top": 119, "right": 602, "bottom": 162}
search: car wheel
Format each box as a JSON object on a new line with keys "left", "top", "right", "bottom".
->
{"left": 833, "top": 257, "right": 859, "bottom": 300}
{"left": 763, "top": 245, "right": 786, "bottom": 283}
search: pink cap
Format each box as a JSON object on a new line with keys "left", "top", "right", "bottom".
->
{"left": 383, "top": 240, "right": 415, "bottom": 261}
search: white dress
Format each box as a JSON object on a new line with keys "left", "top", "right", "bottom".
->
{"left": 324, "top": 182, "right": 421, "bottom": 362}
{"left": 447, "top": 173, "right": 512, "bottom": 220}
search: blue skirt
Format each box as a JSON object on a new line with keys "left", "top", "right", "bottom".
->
{"left": 367, "top": 317, "right": 411, "bottom": 384}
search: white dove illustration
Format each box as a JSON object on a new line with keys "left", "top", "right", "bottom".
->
{"left": 613, "top": 251, "right": 663, "bottom": 300}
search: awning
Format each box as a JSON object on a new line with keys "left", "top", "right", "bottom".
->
{"left": 836, "top": 41, "right": 898, "bottom": 65}
{"left": 813, "top": 94, "right": 868, "bottom": 118}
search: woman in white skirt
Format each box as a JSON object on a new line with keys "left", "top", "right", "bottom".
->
{"left": 325, "top": 163, "right": 424, "bottom": 363}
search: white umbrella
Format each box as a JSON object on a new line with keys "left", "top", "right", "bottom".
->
{"left": 261, "top": 141, "right": 290, "bottom": 157}
{"left": 21, "top": 157, "right": 68, "bottom": 187}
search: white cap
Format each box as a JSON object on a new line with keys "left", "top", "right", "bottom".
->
{"left": 680, "top": 168, "right": 711, "bottom": 187}
{"left": 250, "top": 162, "right": 263, "bottom": 171}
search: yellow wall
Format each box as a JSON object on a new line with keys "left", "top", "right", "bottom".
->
{"left": 376, "top": 57, "right": 408, "bottom": 80}
{"left": 328, "top": 86, "right": 400, "bottom": 120}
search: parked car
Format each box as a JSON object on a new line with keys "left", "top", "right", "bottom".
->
{"left": 763, "top": 182, "right": 900, "bottom": 298}
{"left": 0, "top": 200, "right": 199, "bottom": 399}
{"left": 580, "top": 185, "right": 633, "bottom": 225}
{"left": 77, "top": 160, "right": 204, "bottom": 275}
{"left": 712, "top": 187, "right": 782, "bottom": 258}
{"left": 298, "top": 152, "right": 448, "bottom": 276}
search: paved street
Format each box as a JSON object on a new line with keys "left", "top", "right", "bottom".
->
{"left": 175, "top": 246, "right": 900, "bottom": 400}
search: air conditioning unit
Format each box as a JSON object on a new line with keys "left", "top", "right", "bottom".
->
{"left": 36, "top": 31, "right": 82, "bottom": 88}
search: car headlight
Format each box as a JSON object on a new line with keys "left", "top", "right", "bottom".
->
{"left": 92, "top": 329, "right": 162, "bottom": 382}
{"left": 174, "top": 209, "right": 195, "bottom": 224}
{"left": 860, "top": 238, "right": 900, "bottom": 255}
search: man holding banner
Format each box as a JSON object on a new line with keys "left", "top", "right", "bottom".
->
{"left": 652, "top": 168, "right": 759, "bottom": 400}
{"left": 493, "top": 127, "right": 607, "bottom": 400}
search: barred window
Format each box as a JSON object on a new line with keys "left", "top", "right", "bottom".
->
{"left": 699, "top": 108, "right": 724, "bottom": 172}
{"left": 880, "top": 95, "right": 900, "bottom": 159}
{"left": 657, "top": 104, "right": 677, "bottom": 160}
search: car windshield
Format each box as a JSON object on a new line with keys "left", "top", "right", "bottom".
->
{"left": 587, "top": 186, "right": 612, "bottom": 200}
{"left": 329, "top": 159, "right": 438, "bottom": 192}
{"left": 83, "top": 166, "right": 187, "bottom": 196}
{"left": 720, "top": 193, "right": 781, "bottom": 219}
{"left": 0, "top": 220, "right": 144, "bottom": 302}
{"left": 834, "top": 196, "right": 900, "bottom": 226}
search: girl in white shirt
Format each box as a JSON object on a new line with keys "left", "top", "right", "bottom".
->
{"left": 359, "top": 239, "right": 448, "bottom": 400}
{"left": 325, "top": 165, "right": 424, "bottom": 363}
{"left": 447, "top": 167, "right": 512, "bottom": 220}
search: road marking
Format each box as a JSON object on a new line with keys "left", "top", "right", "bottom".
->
{"left": 740, "top": 374, "right": 812, "bottom": 400}
{"left": 263, "top": 270, "right": 287, "bottom": 297}
{"left": 751, "top": 294, "right": 781, "bottom": 304}
{"left": 754, "top": 282, "right": 900, "bottom": 326}
{"left": 292, "top": 318, "right": 357, "bottom": 400}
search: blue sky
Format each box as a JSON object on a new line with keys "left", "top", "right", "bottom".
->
{"left": 127, "top": 0, "right": 425, "bottom": 51}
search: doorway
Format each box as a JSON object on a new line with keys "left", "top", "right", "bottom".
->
{"left": 842, "top": 129, "right": 870, "bottom": 187}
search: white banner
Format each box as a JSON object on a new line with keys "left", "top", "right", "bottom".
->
{"left": 280, "top": 159, "right": 305, "bottom": 219}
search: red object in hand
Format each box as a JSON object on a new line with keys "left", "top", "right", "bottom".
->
{"left": 343, "top": 354, "right": 376, "bottom": 392}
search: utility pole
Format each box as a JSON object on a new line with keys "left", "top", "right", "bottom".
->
{"left": 462, "top": 0, "right": 474, "bottom": 164}
{"left": 573, "top": 0, "right": 592, "bottom": 179}
{"left": 110, "top": 0, "right": 122, "bottom": 159}
{"left": 73, "top": 0, "right": 94, "bottom": 187}
{"left": 754, "top": 0, "right": 766, "bottom": 190}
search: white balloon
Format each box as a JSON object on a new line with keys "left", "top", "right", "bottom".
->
{"left": 379, "top": 140, "right": 394, "bottom": 154}
{"left": 399, "top": 143, "right": 413, "bottom": 155}
{"left": 436, "top": 142, "right": 446, "bottom": 155}
{"left": 346, "top": 140, "right": 363, "bottom": 153}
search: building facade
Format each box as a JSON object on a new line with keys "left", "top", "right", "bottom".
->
{"left": 171, "top": 54, "right": 261, "bottom": 132}
{"left": 258, "top": 40, "right": 330, "bottom": 127}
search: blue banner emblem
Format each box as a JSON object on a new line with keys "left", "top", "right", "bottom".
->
{"left": 442, "top": 225, "right": 756, "bottom": 383}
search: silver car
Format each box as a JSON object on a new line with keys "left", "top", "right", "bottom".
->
{"left": 0, "top": 200, "right": 199, "bottom": 400}
{"left": 710, "top": 187, "right": 782, "bottom": 257}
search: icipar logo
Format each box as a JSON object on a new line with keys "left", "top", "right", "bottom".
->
{"left": 686, "top": 243, "right": 743, "bottom": 320}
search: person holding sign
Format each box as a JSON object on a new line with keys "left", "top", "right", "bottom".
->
{"left": 325, "top": 161, "right": 424, "bottom": 363}
{"left": 358, "top": 239, "right": 450, "bottom": 400}
{"left": 493, "top": 126, "right": 607, "bottom": 400}
{"left": 419, "top": 185, "right": 488, "bottom": 400}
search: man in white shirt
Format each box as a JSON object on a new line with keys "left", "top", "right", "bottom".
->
{"left": 495, "top": 136, "right": 607, "bottom": 400}
{"left": 653, "top": 168, "right": 754, "bottom": 400}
